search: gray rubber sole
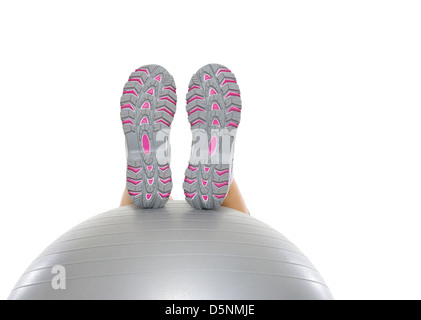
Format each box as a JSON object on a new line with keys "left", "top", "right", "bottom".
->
{"left": 120, "top": 65, "right": 177, "bottom": 208}
{"left": 184, "top": 64, "right": 242, "bottom": 209}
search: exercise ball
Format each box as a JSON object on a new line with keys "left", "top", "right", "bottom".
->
{"left": 8, "top": 201, "right": 332, "bottom": 300}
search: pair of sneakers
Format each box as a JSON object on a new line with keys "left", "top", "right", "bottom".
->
{"left": 121, "top": 64, "right": 242, "bottom": 210}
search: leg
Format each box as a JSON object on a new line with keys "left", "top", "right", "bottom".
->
{"left": 120, "top": 188, "right": 133, "bottom": 207}
{"left": 221, "top": 179, "right": 249, "bottom": 215}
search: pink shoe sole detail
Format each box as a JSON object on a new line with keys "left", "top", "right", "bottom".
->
{"left": 204, "top": 74, "right": 212, "bottom": 81}
{"left": 164, "top": 86, "right": 177, "bottom": 93}
{"left": 155, "top": 75, "right": 162, "bottom": 82}
{"left": 203, "top": 195, "right": 208, "bottom": 201}
{"left": 214, "top": 194, "right": 226, "bottom": 199}
{"left": 221, "top": 79, "right": 237, "bottom": 87}
{"left": 191, "top": 119, "right": 205, "bottom": 126}
{"left": 202, "top": 180, "right": 208, "bottom": 187}
{"left": 204, "top": 167, "right": 210, "bottom": 173}
{"left": 226, "top": 122, "right": 239, "bottom": 128}
{"left": 188, "top": 85, "right": 201, "bottom": 92}
{"left": 188, "top": 165, "right": 198, "bottom": 171}
{"left": 188, "top": 107, "right": 205, "bottom": 116}
{"left": 184, "top": 178, "right": 197, "bottom": 184}
{"left": 185, "top": 192, "right": 197, "bottom": 199}
{"left": 187, "top": 95, "right": 204, "bottom": 104}
{"left": 159, "top": 192, "right": 171, "bottom": 198}
{"left": 209, "top": 88, "right": 217, "bottom": 95}
{"left": 121, "top": 104, "right": 134, "bottom": 111}
{"left": 127, "top": 178, "right": 142, "bottom": 185}
{"left": 146, "top": 194, "right": 153, "bottom": 200}
{"left": 142, "top": 134, "right": 150, "bottom": 155}
{"left": 228, "top": 106, "right": 242, "bottom": 113}
{"left": 146, "top": 88, "right": 154, "bottom": 95}
{"left": 147, "top": 178, "right": 154, "bottom": 185}
{"left": 147, "top": 165, "right": 153, "bottom": 171}
{"left": 215, "top": 169, "right": 230, "bottom": 176}
{"left": 159, "top": 178, "right": 172, "bottom": 184}
{"left": 217, "top": 69, "right": 231, "bottom": 76}
{"left": 159, "top": 165, "right": 170, "bottom": 171}
{"left": 159, "top": 96, "right": 177, "bottom": 105}
{"left": 127, "top": 166, "right": 141, "bottom": 173}
{"left": 156, "top": 107, "right": 175, "bottom": 117}
{"left": 122, "top": 119, "right": 134, "bottom": 125}
{"left": 141, "top": 117, "right": 149, "bottom": 124}
{"left": 141, "top": 101, "right": 150, "bottom": 109}
{"left": 212, "top": 103, "right": 220, "bottom": 110}
{"left": 135, "top": 68, "right": 150, "bottom": 75}
{"left": 225, "top": 92, "right": 241, "bottom": 99}
{"left": 212, "top": 119, "right": 220, "bottom": 126}
{"left": 155, "top": 119, "right": 171, "bottom": 127}
{"left": 123, "top": 90, "right": 138, "bottom": 96}
{"left": 209, "top": 136, "right": 217, "bottom": 156}
{"left": 214, "top": 181, "right": 229, "bottom": 188}
{"left": 129, "top": 78, "right": 143, "bottom": 86}
{"left": 128, "top": 191, "right": 141, "bottom": 196}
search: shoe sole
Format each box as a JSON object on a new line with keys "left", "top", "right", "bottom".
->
{"left": 183, "top": 64, "right": 242, "bottom": 209}
{"left": 120, "top": 65, "right": 177, "bottom": 208}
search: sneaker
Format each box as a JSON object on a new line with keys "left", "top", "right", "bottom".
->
{"left": 120, "top": 65, "right": 177, "bottom": 208}
{"left": 183, "top": 64, "right": 242, "bottom": 209}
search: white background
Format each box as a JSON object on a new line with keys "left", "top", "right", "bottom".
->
{"left": 0, "top": 0, "right": 420, "bottom": 300}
